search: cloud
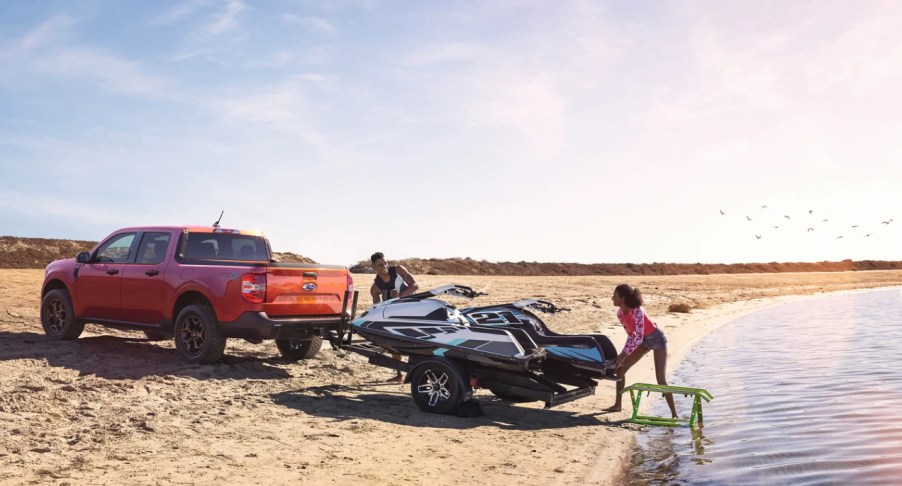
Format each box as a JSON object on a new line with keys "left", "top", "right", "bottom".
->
{"left": 279, "top": 14, "right": 338, "bottom": 34}
{"left": 12, "top": 15, "right": 74, "bottom": 51}
{"left": 0, "top": 189, "right": 132, "bottom": 227}
{"left": 205, "top": 0, "right": 247, "bottom": 36}
{"left": 213, "top": 81, "right": 333, "bottom": 154}
{"left": 402, "top": 42, "right": 487, "bottom": 66}
{"left": 467, "top": 73, "right": 566, "bottom": 159}
{"left": 33, "top": 46, "right": 169, "bottom": 96}
{"left": 804, "top": 6, "right": 902, "bottom": 95}
{"left": 152, "top": 0, "right": 211, "bottom": 26}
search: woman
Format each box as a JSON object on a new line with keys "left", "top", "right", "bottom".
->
{"left": 607, "top": 284, "right": 677, "bottom": 418}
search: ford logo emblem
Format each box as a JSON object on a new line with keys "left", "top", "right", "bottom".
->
{"left": 302, "top": 283, "right": 317, "bottom": 292}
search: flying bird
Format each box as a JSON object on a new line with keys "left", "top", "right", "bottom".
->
{"left": 755, "top": 235, "right": 762, "bottom": 239}
{"left": 720, "top": 209, "right": 726, "bottom": 215}
{"left": 807, "top": 227, "right": 814, "bottom": 232}
{"left": 865, "top": 234, "right": 872, "bottom": 237}
{"left": 882, "top": 220, "right": 892, "bottom": 224}
{"left": 784, "top": 215, "right": 791, "bottom": 220}
{"left": 762, "top": 205, "right": 768, "bottom": 209}
{"left": 773, "top": 225, "right": 780, "bottom": 229}
{"left": 808, "top": 210, "right": 813, "bottom": 215}
{"left": 746, "top": 216, "right": 752, "bottom": 221}
{"left": 836, "top": 236, "right": 844, "bottom": 239}
{"left": 822, "top": 219, "right": 829, "bottom": 222}
{"left": 851, "top": 225, "right": 859, "bottom": 228}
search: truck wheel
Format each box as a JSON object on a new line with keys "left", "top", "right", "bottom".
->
{"left": 276, "top": 336, "right": 323, "bottom": 361}
{"left": 410, "top": 359, "right": 467, "bottom": 414}
{"left": 143, "top": 330, "right": 169, "bottom": 341}
{"left": 174, "top": 304, "right": 226, "bottom": 364}
{"left": 40, "top": 289, "right": 85, "bottom": 340}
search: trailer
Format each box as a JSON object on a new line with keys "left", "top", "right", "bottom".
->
{"left": 329, "top": 285, "right": 619, "bottom": 415}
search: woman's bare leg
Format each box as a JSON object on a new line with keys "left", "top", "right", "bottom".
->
{"left": 607, "top": 347, "right": 650, "bottom": 411}
{"left": 654, "top": 348, "right": 677, "bottom": 418}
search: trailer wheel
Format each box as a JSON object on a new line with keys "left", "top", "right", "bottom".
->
{"left": 276, "top": 336, "right": 323, "bottom": 361}
{"left": 410, "top": 359, "right": 467, "bottom": 414}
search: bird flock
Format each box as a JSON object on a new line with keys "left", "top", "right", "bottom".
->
{"left": 719, "top": 206, "right": 894, "bottom": 241}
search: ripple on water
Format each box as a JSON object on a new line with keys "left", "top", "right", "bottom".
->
{"left": 629, "top": 289, "right": 902, "bottom": 486}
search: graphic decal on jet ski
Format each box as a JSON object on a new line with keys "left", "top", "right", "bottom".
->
{"left": 352, "top": 319, "right": 526, "bottom": 358}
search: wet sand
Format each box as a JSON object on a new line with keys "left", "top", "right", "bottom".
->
{"left": 2, "top": 269, "right": 902, "bottom": 485}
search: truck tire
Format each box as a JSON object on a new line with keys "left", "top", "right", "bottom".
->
{"left": 174, "top": 304, "right": 226, "bottom": 364}
{"left": 410, "top": 359, "right": 468, "bottom": 414}
{"left": 275, "top": 337, "right": 323, "bottom": 361}
{"left": 40, "top": 289, "right": 85, "bottom": 340}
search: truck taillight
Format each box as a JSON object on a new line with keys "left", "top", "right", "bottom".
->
{"left": 347, "top": 274, "right": 354, "bottom": 292}
{"left": 241, "top": 273, "right": 266, "bottom": 304}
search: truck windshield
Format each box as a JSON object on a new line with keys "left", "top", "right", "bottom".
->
{"left": 184, "top": 233, "right": 269, "bottom": 261}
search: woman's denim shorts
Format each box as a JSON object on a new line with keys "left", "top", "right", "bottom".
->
{"left": 640, "top": 328, "right": 668, "bottom": 350}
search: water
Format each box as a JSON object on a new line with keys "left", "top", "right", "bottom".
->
{"left": 628, "top": 288, "right": 902, "bottom": 486}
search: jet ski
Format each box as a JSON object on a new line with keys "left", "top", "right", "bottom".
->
{"left": 342, "top": 285, "right": 618, "bottom": 414}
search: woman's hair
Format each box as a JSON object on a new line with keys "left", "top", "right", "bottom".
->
{"left": 615, "top": 283, "right": 644, "bottom": 308}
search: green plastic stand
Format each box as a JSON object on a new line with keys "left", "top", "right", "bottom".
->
{"left": 622, "top": 383, "right": 713, "bottom": 428}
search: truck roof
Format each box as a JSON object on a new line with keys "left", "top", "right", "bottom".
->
{"left": 112, "top": 225, "right": 266, "bottom": 237}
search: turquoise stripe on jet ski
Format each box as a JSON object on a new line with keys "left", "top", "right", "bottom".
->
{"left": 545, "top": 346, "right": 602, "bottom": 362}
{"left": 433, "top": 338, "right": 468, "bottom": 356}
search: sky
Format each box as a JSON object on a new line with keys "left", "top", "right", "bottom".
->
{"left": 1, "top": 0, "right": 900, "bottom": 266}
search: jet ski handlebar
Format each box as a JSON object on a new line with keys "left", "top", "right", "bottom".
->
{"left": 406, "top": 284, "right": 487, "bottom": 300}
{"left": 512, "top": 299, "right": 570, "bottom": 314}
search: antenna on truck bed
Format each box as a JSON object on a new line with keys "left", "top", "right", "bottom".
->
{"left": 213, "top": 210, "right": 224, "bottom": 228}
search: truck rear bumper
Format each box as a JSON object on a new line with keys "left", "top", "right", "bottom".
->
{"left": 221, "top": 312, "right": 346, "bottom": 340}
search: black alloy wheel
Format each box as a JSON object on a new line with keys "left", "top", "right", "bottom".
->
{"left": 174, "top": 304, "right": 226, "bottom": 364}
{"left": 40, "top": 289, "right": 85, "bottom": 340}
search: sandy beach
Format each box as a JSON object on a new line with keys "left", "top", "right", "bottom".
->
{"left": 2, "top": 269, "right": 902, "bottom": 485}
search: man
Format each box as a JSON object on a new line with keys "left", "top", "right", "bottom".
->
{"left": 369, "top": 251, "right": 419, "bottom": 382}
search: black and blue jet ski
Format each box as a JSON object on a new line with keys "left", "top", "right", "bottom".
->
{"left": 344, "top": 285, "right": 618, "bottom": 414}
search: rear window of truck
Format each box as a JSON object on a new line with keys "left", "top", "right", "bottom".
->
{"left": 183, "top": 233, "right": 269, "bottom": 261}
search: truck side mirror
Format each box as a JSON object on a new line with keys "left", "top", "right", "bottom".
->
{"left": 76, "top": 252, "right": 92, "bottom": 264}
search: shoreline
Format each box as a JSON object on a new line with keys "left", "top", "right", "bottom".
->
{"left": 586, "top": 284, "right": 902, "bottom": 485}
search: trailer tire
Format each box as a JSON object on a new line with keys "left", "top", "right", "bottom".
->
{"left": 276, "top": 336, "right": 323, "bottom": 361}
{"left": 410, "top": 359, "right": 467, "bottom": 414}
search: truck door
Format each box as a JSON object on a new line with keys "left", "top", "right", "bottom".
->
{"left": 121, "top": 231, "right": 172, "bottom": 324}
{"left": 75, "top": 231, "right": 136, "bottom": 321}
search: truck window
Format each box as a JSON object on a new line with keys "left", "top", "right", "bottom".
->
{"left": 136, "top": 232, "right": 171, "bottom": 265}
{"left": 95, "top": 233, "right": 136, "bottom": 263}
{"left": 185, "top": 233, "right": 268, "bottom": 261}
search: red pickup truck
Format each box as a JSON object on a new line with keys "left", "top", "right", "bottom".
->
{"left": 40, "top": 225, "right": 354, "bottom": 364}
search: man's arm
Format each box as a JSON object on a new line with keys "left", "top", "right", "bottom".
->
{"left": 396, "top": 265, "right": 419, "bottom": 297}
{"left": 370, "top": 283, "right": 383, "bottom": 304}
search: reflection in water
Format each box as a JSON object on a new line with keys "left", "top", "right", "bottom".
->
{"left": 628, "top": 289, "right": 902, "bottom": 486}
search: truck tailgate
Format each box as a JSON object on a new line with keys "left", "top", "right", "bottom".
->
{"left": 263, "top": 264, "right": 349, "bottom": 317}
